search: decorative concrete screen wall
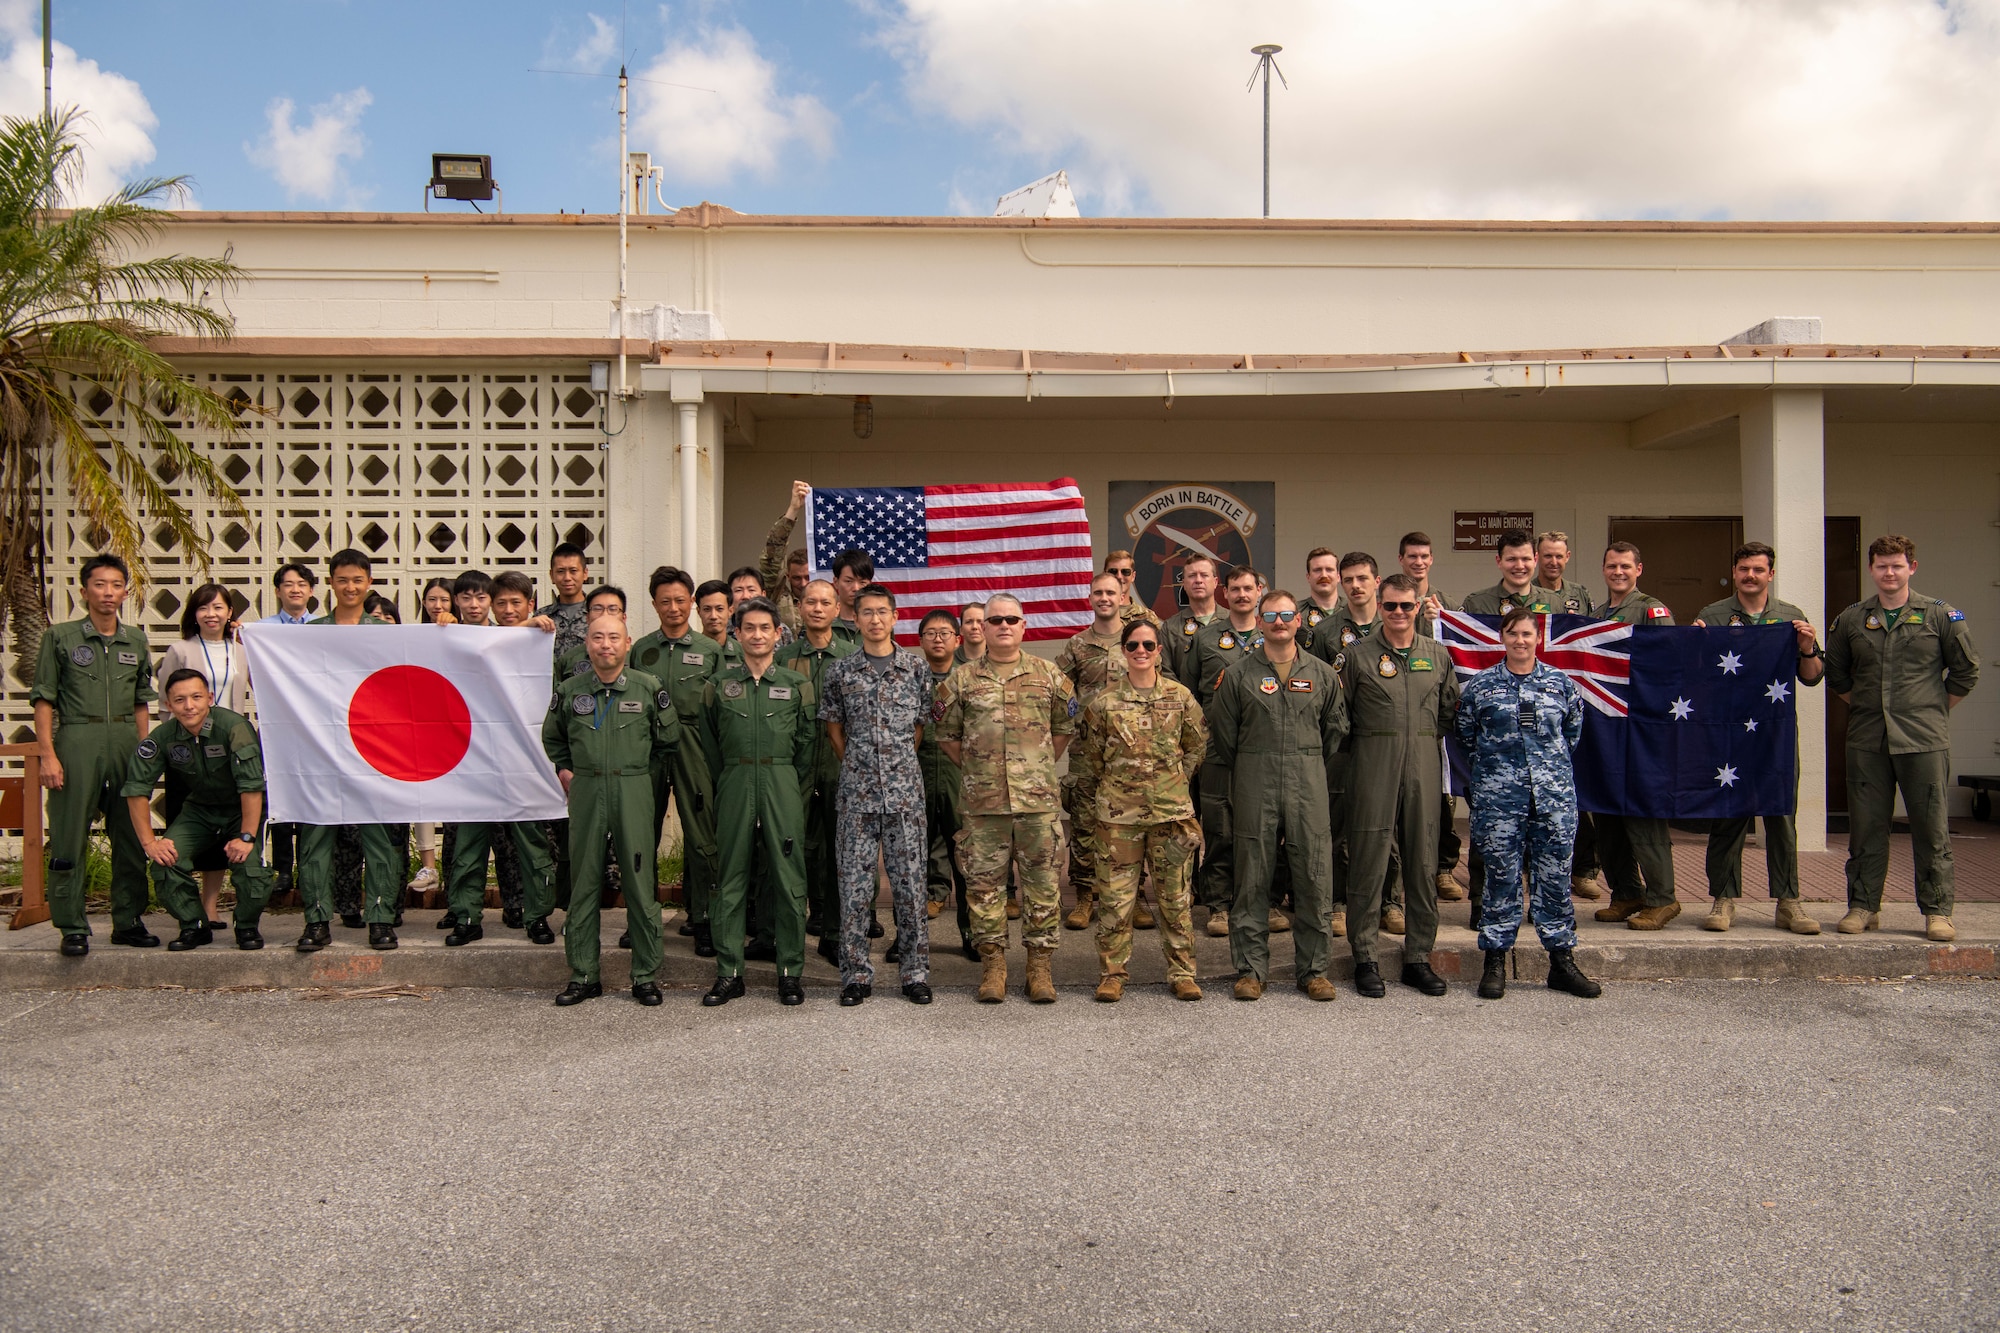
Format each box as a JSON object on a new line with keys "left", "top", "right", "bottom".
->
{"left": 20, "top": 360, "right": 606, "bottom": 740}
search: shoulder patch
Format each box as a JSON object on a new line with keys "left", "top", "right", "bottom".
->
{"left": 549, "top": 692, "right": 560, "bottom": 713}
{"left": 1647, "top": 605, "right": 1671, "bottom": 620}
{"left": 1182, "top": 619, "right": 1198, "bottom": 636}
{"left": 1066, "top": 695, "right": 1080, "bottom": 717}
{"left": 1949, "top": 608, "right": 1966, "bottom": 622}
{"left": 657, "top": 689, "right": 672, "bottom": 710}
{"left": 135, "top": 738, "right": 158, "bottom": 760}
{"left": 1332, "top": 652, "right": 1346, "bottom": 674}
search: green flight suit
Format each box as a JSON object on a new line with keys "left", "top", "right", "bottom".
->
{"left": 1297, "top": 599, "right": 1345, "bottom": 659}
{"left": 119, "top": 707, "right": 272, "bottom": 928}
{"left": 1304, "top": 605, "right": 1395, "bottom": 905}
{"left": 1459, "top": 582, "right": 1558, "bottom": 616}
{"left": 30, "top": 618, "right": 156, "bottom": 936}
{"left": 542, "top": 667, "right": 680, "bottom": 986}
{"left": 1534, "top": 578, "right": 1596, "bottom": 616}
{"left": 631, "top": 627, "right": 723, "bottom": 925}
{"left": 920, "top": 665, "right": 967, "bottom": 934}
{"left": 779, "top": 631, "right": 859, "bottom": 940}
{"left": 1159, "top": 608, "right": 1218, "bottom": 685}
{"left": 295, "top": 614, "right": 404, "bottom": 926}
{"left": 1336, "top": 628, "right": 1460, "bottom": 965}
{"left": 1208, "top": 648, "right": 1347, "bottom": 983}
{"left": 1595, "top": 592, "right": 1679, "bottom": 907}
{"left": 1696, "top": 595, "right": 1819, "bottom": 901}
{"left": 1416, "top": 585, "right": 1463, "bottom": 880}
{"left": 1185, "top": 618, "right": 1265, "bottom": 914}
{"left": 700, "top": 663, "right": 818, "bottom": 978}
{"left": 1826, "top": 590, "right": 1979, "bottom": 914}
{"left": 447, "top": 819, "right": 555, "bottom": 929}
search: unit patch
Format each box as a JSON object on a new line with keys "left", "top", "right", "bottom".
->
{"left": 69, "top": 644, "right": 94, "bottom": 666}
{"left": 1378, "top": 655, "right": 1399, "bottom": 678}
{"left": 135, "top": 738, "right": 158, "bottom": 760}
{"left": 1259, "top": 676, "right": 1279, "bottom": 694}
{"left": 723, "top": 681, "right": 745, "bottom": 699}
{"left": 1286, "top": 678, "right": 1313, "bottom": 693}
{"left": 168, "top": 744, "right": 194, "bottom": 766}
{"left": 573, "top": 694, "right": 597, "bottom": 714}
{"left": 657, "top": 690, "right": 672, "bottom": 710}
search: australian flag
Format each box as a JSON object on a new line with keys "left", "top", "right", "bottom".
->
{"left": 1439, "top": 611, "right": 1800, "bottom": 818}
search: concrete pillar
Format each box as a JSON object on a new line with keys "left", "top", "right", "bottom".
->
{"left": 604, "top": 392, "right": 677, "bottom": 607}
{"left": 697, "top": 398, "right": 725, "bottom": 579}
{"left": 669, "top": 371, "right": 703, "bottom": 579}
{"left": 1740, "top": 389, "right": 1827, "bottom": 852}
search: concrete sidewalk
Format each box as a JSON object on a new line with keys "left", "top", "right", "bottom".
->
{"left": 4, "top": 896, "right": 1992, "bottom": 992}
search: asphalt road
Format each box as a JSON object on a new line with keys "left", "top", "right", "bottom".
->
{"left": 1, "top": 978, "right": 1994, "bottom": 1333}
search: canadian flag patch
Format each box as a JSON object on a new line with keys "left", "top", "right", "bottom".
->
{"left": 1647, "top": 606, "right": 1671, "bottom": 620}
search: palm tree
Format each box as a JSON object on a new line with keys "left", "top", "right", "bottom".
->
{"left": 0, "top": 108, "right": 247, "bottom": 681}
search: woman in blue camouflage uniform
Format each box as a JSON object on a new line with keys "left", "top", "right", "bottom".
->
{"left": 1455, "top": 608, "right": 1600, "bottom": 1001}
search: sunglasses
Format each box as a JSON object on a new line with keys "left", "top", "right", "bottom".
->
{"left": 1123, "top": 640, "right": 1159, "bottom": 653}
{"left": 1260, "top": 609, "right": 1297, "bottom": 623}
{"left": 1381, "top": 600, "right": 1418, "bottom": 612}
{"left": 985, "top": 615, "right": 1024, "bottom": 626}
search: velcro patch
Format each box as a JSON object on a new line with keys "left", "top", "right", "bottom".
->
{"left": 618, "top": 699, "right": 643, "bottom": 713}
{"left": 682, "top": 651, "right": 706, "bottom": 665}
{"left": 657, "top": 690, "right": 672, "bottom": 711}
{"left": 117, "top": 651, "right": 139, "bottom": 666}
{"left": 769, "top": 686, "right": 793, "bottom": 699}
{"left": 1286, "top": 678, "right": 1313, "bottom": 692}
{"left": 1950, "top": 608, "right": 1966, "bottom": 622}
{"left": 573, "top": 694, "right": 596, "bottom": 714}
{"left": 1647, "top": 606, "right": 1670, "bottom": 620}
{"left": 204, "top": 745, "right": 225, "bottom": 757}
{"left": 135, "top": 738, "right": 158, "bottom": 760}
{"left": 1259, "top": 676, "right": 1279, "bottom": 694}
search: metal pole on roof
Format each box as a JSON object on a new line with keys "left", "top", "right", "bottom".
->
{"left": 42, "top": 0, "right": 52, "bottom": 120}
{"left": 1248, "top": 44, "right": 1286, "bottom": 218}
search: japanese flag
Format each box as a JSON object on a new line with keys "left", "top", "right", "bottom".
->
{"left": 240, "top": 624, "right": 567, "bottom": 825}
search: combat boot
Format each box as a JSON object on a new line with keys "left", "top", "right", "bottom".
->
{"left": 1232, "top": 975, "right": 1263, "bottom": 1001}
{"left": 1836, "top": 906, "right": 1879, "bottom": 934}
{"left": 1024, "top": 946, "right": 1057, "bottom": 1003}
{"left": 1702, "top": 897, "right": 1735, "bottom": 932}
{"left": 1170, "top": 977, "right": 1203, "bottom": 1001}
{"left": 234, "top": 925, "right": 264, "bottom": 951}
{"left": 1133, "top": 896, "right": 1156, "bottom": 930}
{"left": 1063, "top": 891, "right": 1094, "bottom": 931}
{"left": 1205, "top": 907, "right": 1230, "bottom": 937}
{"left": 1774, "top": 898, "right": 1821, "bottom": 935}
{"left": 1435, "top": 872, "right": 1466, "bottom": 902}
{"left": 368, "top": 923, "right": 399, "bottom": 950}
{"left": 1546, "top": 947, "right": 1601, "bottom": 998}
{"left": 1381, "top": 905, "right": 1406, "bottom": 935}
{"left": 1926, "top": 915, "right": 1956, "bottom": 943}
{"left": 1626, "top": 903, "right": 1680, "bottom": 931}
{"left": 1268, "top": 907, "right": 1291, "bottom": 934}
{"left": 1329, "top": 905, "right": 1347, "bottom": 937}
{"left": 294, "top": 921, "right": 330, "bottom": 953}
{"left": 1094, "top": 975, "right": 1124, "bottom": 1003}
{"left": 1477, "top": 950, "right": 1506, "bottom": 999}
{"left": 1595, "top": 898, "right": 1644, "bottom": 922}
{"left": 1299, "top": 975, "right": 1338, "bottom": 1002}
{"left": 977, "top": 942, "right": 1007, "bottom": 1003}
{"left": 168, "top": 921, "right": 213, "bottom": 952}
{"left": 1570, "top": 873, "right": 1606, "bottom": 900}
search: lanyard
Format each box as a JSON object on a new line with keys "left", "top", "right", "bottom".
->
{"left": 199, "top": 636, "right": 232, "bottom": 701}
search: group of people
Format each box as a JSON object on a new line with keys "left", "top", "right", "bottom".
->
{"left": 30, "top": 477, "right": 1976, "bottom": 1009}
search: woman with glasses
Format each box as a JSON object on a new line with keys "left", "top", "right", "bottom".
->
{"left": 1070, "top": 618, "right": 1208, "bottom": 1002}
{"left": 1455, "top": 607, "right": 1601, "bottom": 1000}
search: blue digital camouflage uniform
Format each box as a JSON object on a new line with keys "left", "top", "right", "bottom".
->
{"left": 1455, "top": 660, "right": 1585, "bottom": 953}
{"left": 819, "top": 646, "right": 932, "bottom": 988}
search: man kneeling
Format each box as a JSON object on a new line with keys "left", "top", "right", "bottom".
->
{"left": 122, "top": 669, "right": 274, "bottom": 951}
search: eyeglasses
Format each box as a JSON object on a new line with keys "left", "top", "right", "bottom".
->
{"left": 1381, "top": 600, "right": 1418, "bottom": 612}
{"left": 1123, "top": 640, "right": 1159, "bottom": 653}
{"left": 919, "top": 628, "right": 957, "bottom": 639}
{"left": 985, "top": 615, "right": 1024, "bottom": 626}
{"left": 1260, "top": 609, "right": 1297, "bottom": 623}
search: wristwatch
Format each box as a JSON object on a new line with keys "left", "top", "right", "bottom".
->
{"left": 237, "top": 831, "right": 257, "bottom": 843}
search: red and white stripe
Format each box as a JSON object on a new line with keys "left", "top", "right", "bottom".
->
{"left": 1438, "top": 609, "right": 1635, "bottom": 717}
{"left": 874, "top": 480, "right": 1095, "bottom": 643}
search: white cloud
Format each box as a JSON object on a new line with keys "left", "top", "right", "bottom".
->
{"left": 246, "top": 87, "right": 372, "bottom": 204}
{"left": 0, "top": 1, "right": 159, "bottom": 204}
{"left": 882, "top": 0, "right": 2000, "bottom": 220}
{"left": 553, "top": 13, "right": 619, "bottom": 72}
{"left": 632, "top": 22, "right": 835, "bottom": 184}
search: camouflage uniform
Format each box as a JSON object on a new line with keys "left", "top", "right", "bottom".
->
{"left": 935, "top": 654, "right": 1078, "bottom": 950}
{"left": 1532, "top": 578, "right": 1599, "bottom": 882}
{"left": 1456, "top": 661, "right": 1584, "bottom": 953}
{"left": 1056, "top": 623, "right": 1129, "bottom": 906}
{"left": 1119, "top": 600, "right": 1162, "bottom": 630}
{"left": 1071, "top": 676, "right": 1206, "bottom": 983}
{"left": 758, "top": 513, "right": 805, "bottom": 633}
{"left": 780, "top": 631, "right": 859, "bottom": 942}
{"left": 820, "top": 647, "right": 932, "bottom": 988}
{"left": 1184, "top": 619, "right": 1265, "bottom": 915}
{"left": 1208, "top": 649, "right": 1347, "bottom": 984}
{"left": 538, "top": 598, "right": 591, "bottom": 658}
{"left": 1595, "top": 591, "right": 1679, "bottom": 908}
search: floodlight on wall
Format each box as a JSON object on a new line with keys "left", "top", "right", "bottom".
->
{"left": 426, "top": 154, "right": 501, "bottom": 213}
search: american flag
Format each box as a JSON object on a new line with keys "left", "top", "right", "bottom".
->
{"left": 803, "top": 479, "right": 1094, "bottom": 642}
{"left": 1437, "top": 609, "right": 1635, "bottom": 716}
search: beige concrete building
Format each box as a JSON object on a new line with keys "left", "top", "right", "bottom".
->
{"left": 45, "top": 207, "right": 2000, "bottom": 843}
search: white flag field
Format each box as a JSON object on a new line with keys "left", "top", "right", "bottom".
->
{"left": 240, "top": 624, "right": 567, "bottom": 825}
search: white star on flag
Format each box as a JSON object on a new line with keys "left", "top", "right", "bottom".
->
{"left": 1715, "top": 764, "right": 1739, "bottom": 787}
{"left": 1744, "top": 719, "right": 1759, "bottom": 732}
{"left": 1669, "top": 697, "right": 1694, "bottom": 720}
{"left": 1766, "top": 679, "right": 1791, "bottom": 703}
{"left": 1717, "top": 651, "right": 1742, "bottom": 675}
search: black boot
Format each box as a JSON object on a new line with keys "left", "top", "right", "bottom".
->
{"left": 1477, "top": 950, "right": 1506, "bottom": 999}
{"left": 109, "top": 924, "right": 160, "bottom": 948}
{"left": 805, "top": 912, "right": 824, "bottom": 938}
{"left": 692, "top": 923, "right": 715, "bottom": 958}
{"left": 435, "top": 911, "right": 457, "bottom": 931}
{"left": 59, "top": 933, "right": 89, "bottom": 957}
{"left": 367, "top": 923, "right": 398, "bottom": 951}
{"left": 1353, "top": 960, "right": 1385, "bottom": 999}
{"left": 961, "top": 935, "right": 979, "bottom": 963}
{"left": 340, "top": 913, "right": 364, "bottom": 930}
{"left": 778, "top": 975, "right": 805, "bottom": 1006}
{"left": 1400, "top": 960, "right": 1447, "bottom": 996}
{"left": 677, "top": 918, "right": 696, "bottom": 937}
{"left": 502, "top": 906, "right": 524, "bottom": 930}
{"left": 444, "top": 921, "right": 484, "bottom": 947}
{"left": 294, "top": 920, "right": 331, "bottom": 953}
{"left": 866, "top": 913, "right": 885, "bottom": 939}
{"left": 702, "top": 976, "right": 745, "bottom": 1008}
{"left": 617, "top": 930, "right": 632, "bottom": 949}
{"left": 815, "top": 936, "right": 839, "bottom": 964}
{"left": 235, "top": 925, "right": 264, "bottom": 951}
{"left": 555, "top": 981, "right": 602, "bottom": 1007}
{"left": 168, "top": 921, "right": 213, "bottom": 952}
{"left": 1546, "top": 947, "right": 1602, "bottom": 999}
{"left": 526, "top": 916, "right": 555, "bottom": 945}
{"left": 884, "top": 937, "right": 903, "bottom": 965}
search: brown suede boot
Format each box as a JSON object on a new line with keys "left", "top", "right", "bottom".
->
{"left": 1094, "top": 975, "right": 1124, "bottom": 1003}
{"left": 977, "top": 942, "right": 1007, "bottom": 1003}
{"left": 1133, "top": 896, "right": 1156, "bottom": 930}
{"left": 1595, "top": 898, "right": 1644, "bottom": 922}
{"left": 1063, "top": 892, "right": 1093, "bottom": 931}
{"left": 1299, "top": 975, "right": 1338, "bottom": 1002}
{"left": 1774, "top": 898, "right": 1822, "bottom": 935}
{"left": 1329, "top": 906, "right": 1347, "bottom": 938}
{"left": 1204, "top": 908, "right": 1231, "bottom": 937}
{"left": 1170, "top": 977, "right": 1203, "bottom": 1001}
{"left": 1627, "top": 902, "right": 1682, "bottom": 931}
{"left": 1836, "top": 906, "right": 1879, "bottom": 934}
{"left": 1570, "top": 873, "right": 1606, "bottom": 900}
{"left": 1702, "top": 897, "right": 1735, "bottom": 932}
{"left": 1267, "top": 907, "right": 1291, "bottom": 933}
{"left": 1232, "top": 975, "right": 1263, "bottom": 1001}
{"left": 1435, "top": 872, "right": 1466, "bottom": 902}
{"left": 1025, "top": 946, "right": 1057, "bottom": 1003}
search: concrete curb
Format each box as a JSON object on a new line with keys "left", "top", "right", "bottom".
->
{"left": 2, "top": 908, "right": 1991, "bottom": 992}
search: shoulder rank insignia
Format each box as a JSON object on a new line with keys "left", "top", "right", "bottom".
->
{"left": 1378, "top": 655, "right": 1399, "bottom": 678}
{"left": 1259, "top": 676, "right": 1279, "bottom": 694}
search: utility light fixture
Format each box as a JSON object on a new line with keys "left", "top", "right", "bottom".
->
{"left": 426, "top": 154, "right": 500, "bottom": 212}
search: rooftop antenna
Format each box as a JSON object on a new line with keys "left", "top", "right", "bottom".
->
{"left": 1246, "top": 43, "right": 1286, "bottom": 218}
{"left": 42, "top": 0, "right": 52, "bottom": 119}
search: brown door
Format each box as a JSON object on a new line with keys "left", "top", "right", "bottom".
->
{"left": 1606, "top": 517, "right": 1743, "bottom": 626}
{"left": 1824, "top": 517, "right": 1861, "bottom": 815}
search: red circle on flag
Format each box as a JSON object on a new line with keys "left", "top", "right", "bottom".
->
{"left": 347, "top": 665, "right": 472, "bottom": 783}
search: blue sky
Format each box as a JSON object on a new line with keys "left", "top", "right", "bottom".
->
{"left": 21, "top": 1, "right": 2000, "bottom": 221}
